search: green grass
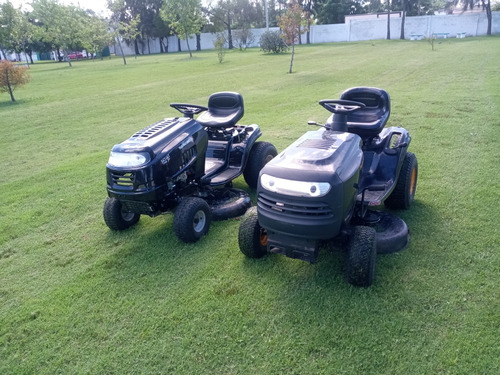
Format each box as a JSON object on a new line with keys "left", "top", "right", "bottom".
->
{"left": 1, "top": 38, "right": 499, "bottom": 374}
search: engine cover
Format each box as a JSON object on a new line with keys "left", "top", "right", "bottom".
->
{"left": 257, "top": 128, "right": 363, "bottom": 240}
{"left": 106, "top": 117, "right": 208, "bottom": 210}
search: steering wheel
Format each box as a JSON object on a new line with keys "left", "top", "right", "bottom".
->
{"left": 170, "top": 103, "right": 208, "bottom": 118}
{"left": 319, "top": 99, "right": 365, "bottom": 114}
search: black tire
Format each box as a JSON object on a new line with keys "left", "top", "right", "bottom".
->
{"left": 173, "top": 197, "right": 212, "bottom": 243}
{"left": 243, "top": 141, "right": 278, "bottom": 188}
{"left": 385, "top": 152, "right": 418, "bottom": 210}
{"left": 209, "top": 188, "right": 252, "bottom": 221}
{"left": 346, "top": 226, "right": 377, "bottom": 287}
{"left": 103, "top": 197, "right": 140, "bottom": 230}
{"left": 238, "top": 207, "right": 268, "bottom": 258}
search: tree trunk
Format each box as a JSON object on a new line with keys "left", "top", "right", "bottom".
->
{"left": 134, "top": 38, "right": 140, "bottom": 56}
{"left": 400, "top": 9, "right": 406, "bottom": 40}
{"left": 307, "top": 17, "right": 311, "bottom": 44}
{"left": 5, "top": 69, "right": 15, "bottom": 102}
{"left": 23, "top": 44, "right": 30, "bottom": 66}
{"left": 177, "top": 36, "right": 182, "bottom": 52}
{"left": 485, "top": 0, "right": 492, "bottom": 35}
{"left": 186, "top": 33, "right": 192, "bottom": 58}
{"left": 226, "top": 13, "right": 233, "bottom": 49}
{"left": 387, "top": 1, "right": 391, "bottom": 40}
{"left": 117, "top": 38, "right": 127, "bottom": 65}
{"left": 289, "top": 43, "right": 295, "bottom": 74}
{"left": 196, "top": 34, "right": 201, "bottom": 51}
{"left": 61, "top": 50, "right": 72, "bottom": 67}
{"left": 159, "top": 37, "right": 164, "bottom": 53}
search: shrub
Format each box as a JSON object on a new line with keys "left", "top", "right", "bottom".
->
{"left": 259, "top": 30, "right": 288, "bottom": 54}
{"left": 234, "top": 28, "right": 255, "bottom": 51}
{"left": 0, "top": 60, "right": 30, "bottom": 102}
{"left": 213, "top": 33, "right": 226, "bottom": 63}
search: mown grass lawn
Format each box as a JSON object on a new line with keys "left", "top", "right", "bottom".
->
{"left": 1, "top": 37, "right": 499, "bottom": 374}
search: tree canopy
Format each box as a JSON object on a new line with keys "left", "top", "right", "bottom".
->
{"left": 160, "top": 0, "right": 203, "bottom": 57}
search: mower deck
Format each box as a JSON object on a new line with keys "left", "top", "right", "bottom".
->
{"left": 363, "top": 211, "right": 409, "bottom": 254}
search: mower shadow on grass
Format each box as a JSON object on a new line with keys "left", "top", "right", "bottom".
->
{"left": 238, "top": 197, "right": 436, "bottom": 292}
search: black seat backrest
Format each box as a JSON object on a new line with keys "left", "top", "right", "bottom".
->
{"left": 340, "top": 87, "right": 390, "bottom": 138}
{"left": 196, "top": 92, "right": 244, "bottom": 128}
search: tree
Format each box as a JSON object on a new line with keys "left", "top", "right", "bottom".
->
{"left": 152, "top": 14, "right": 172, "bottom": 53}
{"left": 277, "top": 1, "right": 308, "bottom": 73}
{"left": 31, "top": 0, "right": 88, "bottom": 67}
{"left": 400, "top": 0, "right": 407, "bottom": 39}
{"left": 299, "top": 0, "right": 315, "bottom": 44}
{"left": 107, "top": 0, "right": 167, "bottom": 55}
{"left": 107, "top": 0, "right": 127, "bottom": 64}
{"left": 81, "top": 14, "right": 114, "bottom": 60}
{"left": 0, "top": 1, "right": 18, "bottom": 60}
{"left": 13, "top": 10, "right": 37, "bottom": 64}
{"left": 314, "top": 0, "right": 364, "bottom": 25}
{"left": 161, "top": 0, "right": 203, "bottom": 58}
{"left": 208, "top": 0, "right": 237, "bottom": 49}
{"left": 0, "top": 60, "right": 30, "bottom": 102}
{"left": 481, "top": 0, "right": 492, "bottom": 35}
{"left": 208, "top": 0, "right": 264, "bottom": 50}
{"left": 121, "top": 15, "right": 141, "bottom": 59}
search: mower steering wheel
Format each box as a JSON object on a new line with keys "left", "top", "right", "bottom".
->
{"left": 319, "top": 99, "right": 366, "bottom": 115}
{"left": 170, "top": 103, "right": 208, "bottom": 118}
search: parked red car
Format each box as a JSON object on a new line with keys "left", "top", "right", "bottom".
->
{"left": 68, "top": 52, "right": 83, "bottom": 59}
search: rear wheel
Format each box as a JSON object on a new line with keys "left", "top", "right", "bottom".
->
{"left": 238, "top": 207, "right": 268, "bottom": 258}
{"left": 385, "top": 152, "right": 418, "bottom": 210}
{"left": 346, "top": 226, "right": 377, "bottom": 287}
{"left": 174, "top": 197, "right": 212, "bottom": 243}
{"left": 103, "top": 197, "right": 140, "bottom": 230}
{"left": 243, "top": 141, "right": 277, "bottom": 188}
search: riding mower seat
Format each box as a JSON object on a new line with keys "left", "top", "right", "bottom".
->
{"left": 197, "top": 92, "right": 244, "bottom": 128}
{"left": 340, "top": 87, "right": 390, "bottom": 139}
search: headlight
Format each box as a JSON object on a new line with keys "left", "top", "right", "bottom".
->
{"left": 260, "top": 174, "right": 331, "bottom": 198}
{"left": 108, "top": 152, "right": 150, "bottom": 167}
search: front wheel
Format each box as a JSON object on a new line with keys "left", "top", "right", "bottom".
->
{"left": 243, "top": 141, "right": 278, "bottom": 188}
{"left": 385, "top": 152, "right": 418, "bottom": 210}
{"left": 238, "top": 207, "right": 268, "bottom": 258}
{"left": 174, "top": 197, "right": 212, "bottom": 243}
{"left": 103, "top": 197, "right": 140, "bottom": 230}
{"left": 346, "top": 226, "right": 377, "bottom": 287}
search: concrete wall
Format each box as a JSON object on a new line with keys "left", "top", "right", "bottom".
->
{"left": 118, "top": 11, "right": 500, "bottom": 55}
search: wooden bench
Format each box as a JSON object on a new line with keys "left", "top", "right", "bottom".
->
{"left": 456, "top": 32, "right": 467, "bottom": 39}
{"left": 409, "top": 34, "right": 423, "bottom": 41}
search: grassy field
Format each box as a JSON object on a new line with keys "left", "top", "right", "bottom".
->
{"left": 1, "top": 37, "right": 499, "bottom": 374}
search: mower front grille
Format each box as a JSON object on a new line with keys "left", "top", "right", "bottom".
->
{"left": 258, "top": 193, "right": 334, "bottom": 218}
{"left": 110, "top": 171, "right": 135, "bottom": 187}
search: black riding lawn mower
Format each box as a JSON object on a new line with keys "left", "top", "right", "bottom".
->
{"left": 103, "top": 92, "right": 277, "bottom": 243}
{"left": 238, "top": 87, "right": 418, "bottom": 287}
